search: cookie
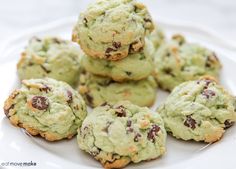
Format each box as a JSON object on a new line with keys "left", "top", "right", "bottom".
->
{"left": 72, "top": 0, "right": 154, "bottom": 60}
{"left": 154, "top": 35, "right": 222, "bottom": 91}
{"left": 17, "top": 37, "right": 81, "bottom": 87}
{"left": 157, "top": 77, "right": 236, "bottom": 143}
{"left": 78, "top": 72, "right": 157, "bottom": 107}
{"left": 81, "top": 38, "right": 155, "bottom": 82}
{"left": 3, "top": 78, "right": 87, "bottom": 141}
{"left": 77, "top": 101, "right": 166, "bottom": 169}
{"left": 147, "top": 26, "right": 165, "bottom": 50}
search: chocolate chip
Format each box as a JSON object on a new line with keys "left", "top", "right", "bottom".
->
{"left": 39, "top": 85, "right": 51, "bottom": 93}
{"left": 224, "top": 120, "right": 234, "bottom": 129}
{"left": 129, "top": 41, "right": 143, "bottom": 53}
{"left": 105, "top": 47, "right": 116, "bottom": 58}
{"left": 100, "top": 102, "right": 111, "bottom": 107}
{"left": 127, "top": 120, "right": 132, "bottom": 127}
{"left": 52, "top": 38, "right": 63, "bottom": 44}
{"left": 126, "top": 127, "right": 134, "bottom": 133}
{"left": 115, "top": 105, "right": 126, "bottom": 117}
{"left": 134, "top": 133, "right": 142, "bottom": 142}
{"left": 163, "top": 68, "right": 175, "bottom": 77}
{"left": 4, "top": 104, "right": 14, "bottom": 118}
{"left": 202, "top": 89, "right": 216, "bottom": 99}
{"left": 83, "top": 18, "right": 88, "bottom": 27}
{"left": 40, "top": 65, "right": 51, "bottom": 73}
{"left": 31, "top": 96, "right": 49, "bottom": 110}
{"left": 125, "top": 71, "right": 132, "bottom": 76}
{"left": 147, "top": 124, "right": 160, "bottom": 142}
{"left": 205, "top": 79, "right": 213, "bottom": 86}
{"left": 163, "top": 68, "right": 172, "bottom": 74}
{"left": 144, "top": 18, "right": 152, "bottom": 22}
{"left": 66, "top": 90, "right": 73, "bottom": 104}
{"left": 184, "top": 115, "right": 196, "bottom": 129}
{"left": 85, "top": 93, "right": 93, "bottom": 105}
{"left": 112, "top": 42, "right": 121, "bottom": 49}
{"left": 166, "top": 52, "right": 171, "bottom": 57}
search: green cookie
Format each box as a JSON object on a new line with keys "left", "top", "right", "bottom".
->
{"left": 78, "top": 72, "right": 157, "bottom": 107}
{"left": 78, "top": 101, "right": 166, "bottom": 168}
{"left": 4, "top": 78, "right": 87, "bottom": 141}
{"left": 72, "top": 0, "right": 154, "bottom": 60}
{"left": 154, "top": 35, "right": 222, "bottom": 91}
{"left": 157, "top": 78, "right": 236, "bottom": 143}
{"left": 17, "top": 37, "right": 81, "bottom": 87}
{"left": 81, "top": 38, "right": 155, "bottom": 82}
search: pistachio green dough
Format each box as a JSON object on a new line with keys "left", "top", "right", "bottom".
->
{"left": 157, "top": 78, "right": 236, "bottom": 143}
{"left": 72, "top": 0, "right": 154, "bottom": 60}
{"left": 17, "top": 37, "right": 81, "bottom": 87}
{"left": 4, "top": 78, "right": 87, "bottom": 141}
{"left": 77, "top": 101, "right": 166, "bottom": 168}
{"left": 78, "top": 72, "right": 157, "bottom": 107}
{"left": 81, "top": 38, "right": 155, "bottom": 82}
{"left": 154, "top": 35, "right": 222, "bottom": 91}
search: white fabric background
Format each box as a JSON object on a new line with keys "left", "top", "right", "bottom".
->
{"left": 0, "top": 0, "right": 235, "bottom": 48}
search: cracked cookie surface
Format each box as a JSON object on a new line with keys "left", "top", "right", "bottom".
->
{"left": 17, "top": 37, "right": 81, "bottom": 86}
{"left": 4, "top": 78, "right": 87, "bottom": 141}
{"left": 77, "top": 101, "right": 166, "bottom": 168}
{"left": 157, "top": 78, "right": 236, "bottom": 143}
{"left": 72, "top": 0, "right": 154, "bottom": 60}
{"left": 154, "top": 35, "right": 222, "bottom": 91}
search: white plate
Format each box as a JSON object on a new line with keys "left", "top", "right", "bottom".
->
{"left": 0, "top": 16, "right": 236, "bottom": 169}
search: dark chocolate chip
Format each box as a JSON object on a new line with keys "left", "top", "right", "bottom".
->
{"left": 115, "top": 105, "right": 126, "bottom": 117}
{"left": 134, "top": 133, "right": 142, "bottom": 142}
{"left": 184, "top": 115, "right": 196, "bottom": 129}
{"left": 129, "top": 41, "right": 138, "bottom": 53}
{"left": 66, "top": 90, "right": 73, "bottom": 104}
{"left": 126, "top": 127, "right": 134, "bottom": 133}
{"left": 127, "top": 120, "right": 132, "bottom": 127}
{"left": 163, "top": 68, "right": 172, "bottom": 74}
{"left": 40, "top": 65, "right": 51, "bottom": 73}
{"left": 144, "top": 18, "right": 152, "bottom": 22}
{"left": 224, "top": 120, "right": 234, "bottom": 129}
{"left": 4, "top": 104, "right": 14, "bottom": 118}
{"left": 166, "top": 52, "right": 171, "bottom": 57}
{"left": 83, "top": 18, "right": 88, "bottom": 27}
{"left": 85, "top": 93, "right": 93, "bottom": 105}
{"left": 100, "top": 102, "right": 109, "bottom": 106}
{"left": 39, "top": 85, "right": 51, "bottom": 93}
{"left": 52, "top": 38, "right": 63, "bottom": 44}
{"left": 147, "top": 124, "right": 160, "bottom": 142}
{"left": 202, "top": 89, "right": 216, "bottom": 99}
{"left": 112, "top": 42, "right": 121, "bottom": 49}
{"left": 105, "top": 47, "right": 116, "bottom": 58}
{"left": 31, "top": 96, "right": 49, "bottom": 110}
{"left": 125, "top": 71, "right": 132, "bottom": 76}
{"left": 163, "top": 68, "right": 175, "bottom": 77}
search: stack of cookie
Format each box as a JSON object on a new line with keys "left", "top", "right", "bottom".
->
{"left": 72, "top": 0, "right": 161, "bottom": 107}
